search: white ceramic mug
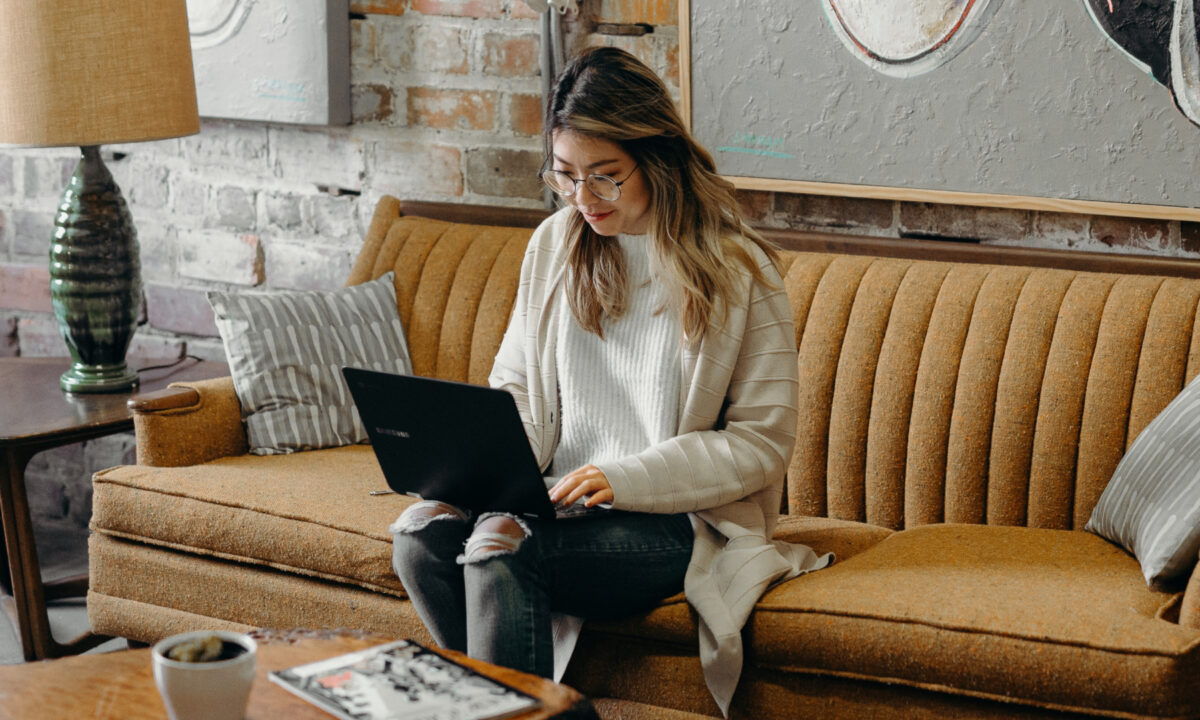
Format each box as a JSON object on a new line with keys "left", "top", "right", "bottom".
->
{"left": 152, "top": 630, "right": 258, "bottom": 720}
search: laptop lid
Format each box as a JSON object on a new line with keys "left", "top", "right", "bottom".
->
{"left": 342, "top": 366, "right": 556, "bottom": 519}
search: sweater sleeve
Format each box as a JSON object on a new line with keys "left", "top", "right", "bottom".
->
{"left": 598, "top": 258, "right": 799, "bottom": 514}
{"left": 488, "top": 213, "right": 561, "bottom": 464}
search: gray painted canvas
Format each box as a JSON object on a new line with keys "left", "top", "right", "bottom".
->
{"left": 690, "top": 0, "right": 1200, "bottom": 209}
{"left": 188, "top": 0, "right": 351, "bottom": 125}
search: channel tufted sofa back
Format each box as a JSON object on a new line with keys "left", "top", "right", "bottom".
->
{"left": 351, "top": 196, "right": 1200, "bottom": 534}
{"left": 783, "top": 256, "right": 1200, "bottom": 531}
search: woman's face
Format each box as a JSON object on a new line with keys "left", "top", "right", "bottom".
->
{"left": 550, "top": 131, "right": 651, "bottom": 237}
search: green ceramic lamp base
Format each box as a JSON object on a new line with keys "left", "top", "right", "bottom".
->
{"left": 59, "top": 363, "right": 139, "bottom": 394}
{"left": 51, "top": 146, "right": 143, "bottom": 395}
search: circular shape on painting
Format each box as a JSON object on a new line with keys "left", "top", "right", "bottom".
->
{"left": 821, "top": 0, "right": 1003, "bottom": 78}
{"left": 188, "top": 0, "right": 256, "bottom": 49}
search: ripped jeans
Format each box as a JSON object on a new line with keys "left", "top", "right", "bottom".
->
{"left": 391, "top": 500, "right": 693, "bottom": 678}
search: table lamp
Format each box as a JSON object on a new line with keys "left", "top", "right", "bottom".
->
{"left": 0, "top": 1, "right": 199, "bottom": 393}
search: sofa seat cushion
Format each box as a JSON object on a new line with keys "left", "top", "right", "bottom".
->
{"left": 585, "top": 515, "right": 892, "bottom": 650}
{"left": 91, "top": 446, "right": 413, "bottom": 596}
{"left": 749, "top": 524, "right": 1200, "bottom": 718}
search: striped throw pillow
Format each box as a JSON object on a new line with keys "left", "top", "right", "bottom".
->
{"left": 208, "top": 273, "right": 412, "bottom": 455}
{"left": 1086, "top": 373, "right": 1200, "bottom": 588}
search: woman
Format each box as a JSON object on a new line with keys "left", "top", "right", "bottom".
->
{"left": 390, "top": 46, "right": 830, "bottom": 716}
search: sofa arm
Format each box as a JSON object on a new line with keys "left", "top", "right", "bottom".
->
{"left": 1182, "top": 553, "right": 1200, "bottom": 629}
{"left": 128, "top": 376, "right": 248, "bottom": 467}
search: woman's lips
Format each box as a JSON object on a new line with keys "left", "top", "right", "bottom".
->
{"left": 581, "top": 209, "right": 614, "bottom": 223}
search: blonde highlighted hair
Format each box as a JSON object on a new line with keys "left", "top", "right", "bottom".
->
{"left": 545, "top": 46, "right": 779, "bottom": 341}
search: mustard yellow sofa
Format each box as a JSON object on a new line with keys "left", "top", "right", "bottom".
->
{"left": 88, "top": 196, "right": 1200, "bottom": 719}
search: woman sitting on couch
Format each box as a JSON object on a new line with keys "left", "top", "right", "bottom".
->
{"left": 389, "top": 46, "right": 830, "bottom": 716}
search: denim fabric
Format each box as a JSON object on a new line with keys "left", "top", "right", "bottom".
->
{"left": 392, "top": 509, "right": 693, "bottom": 678}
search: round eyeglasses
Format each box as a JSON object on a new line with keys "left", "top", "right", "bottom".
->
{"left": 539, "top": 164, "right": 639, "bottom": 202}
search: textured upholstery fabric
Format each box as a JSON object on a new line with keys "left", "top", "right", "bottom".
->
{"left": 89, "top": 197, "right": 1200, "bottom": 720}
{"left": 783, "top": 257, "right": 1200, "bottom": 531}
{"left": 1088, "top": 371, "right": 1200, "bottom": 587}
{"left": 751, "top": 524, "right": 1199, "bottom": 718}
{"left": 87, "top": 534, "right": 431, "bottom": 645}
{"left": 345, "top": 211, "right": 532, "bottom": 385}
{"left": 209, "top": 273, "right": 412, "bottom": 455}
{"left": 133, "top": 376, "right": 248, "bottom": 467}
{"left": 92, "top": 446, "right": 411, "bottom": 595}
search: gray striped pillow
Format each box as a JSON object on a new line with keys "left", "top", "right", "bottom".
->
{"left": 1086, "top": 373, "right": 1200, "bottom": 588}
{"left": 208, "top": 272, "right": 412, "bottom": 455}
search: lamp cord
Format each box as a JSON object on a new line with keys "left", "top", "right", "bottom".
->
{"left": 133, "top": 354, "right": 207, "bottom": 373}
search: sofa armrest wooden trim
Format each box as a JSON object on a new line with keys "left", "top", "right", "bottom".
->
{"left": 128, "top": 386, "right": 201, "bottom": 414}
{"left": 131, "top": 377, "right": 249, "bottom": 467}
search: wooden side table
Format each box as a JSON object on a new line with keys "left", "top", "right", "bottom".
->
{"left": 0, "top": 630, "right": 599, "bottom": 719}
{"left": 0, "top": 357, "right": 228, "bottom": 661}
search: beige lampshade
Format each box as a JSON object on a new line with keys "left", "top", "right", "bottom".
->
{"left": 0, "top": 0, "right": 199, "bottom": 148}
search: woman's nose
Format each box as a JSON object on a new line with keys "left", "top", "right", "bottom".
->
{"left": 573, "top": 180, "right": 601, "bottom": 204}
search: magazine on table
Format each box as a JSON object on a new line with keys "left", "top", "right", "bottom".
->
{"left": 268, "top": 639, "right": 543, "bottom": 720}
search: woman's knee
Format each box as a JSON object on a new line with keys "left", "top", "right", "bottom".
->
{"left": 462, "top": 514, "right": 530, "bottom": 563}
{"left": 389, "top": 500, "right": 468, "bottom": 535}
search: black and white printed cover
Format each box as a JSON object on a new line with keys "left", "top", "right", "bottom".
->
{"left": 268, "top": 639, "right": 543, "bottom": 720}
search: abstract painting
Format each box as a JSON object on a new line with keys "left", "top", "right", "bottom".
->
{"left": 187, "top": 0, "right": 350, "bottom": 125}
{"left": 1083, "top": 0, "right": 1200, "bottom": 126}
{"left": 685, "top": 0, "right": 1200, "bottom": 217}
{"left": 820, "top": 0, "right": 1004, "bottom": 78}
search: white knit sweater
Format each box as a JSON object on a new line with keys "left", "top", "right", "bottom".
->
{"left": 552, "top": 233, "right": 681, "bottom": 478}
{"left": 490, "top": 208, "right": 831, "bottom": 716}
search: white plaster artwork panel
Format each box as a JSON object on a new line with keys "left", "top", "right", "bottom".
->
{"left": 689, "top": 1, "right": 1200, "bottom": 210}
{"left": 187, "top": 0, "right": 350, "bottom": 125}
{"left": 821, "top": 0, "right": 1004, "bottom": 78}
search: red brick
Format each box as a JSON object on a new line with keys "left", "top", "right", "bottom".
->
{"left": 736, "top": 190, "right": 772, "bottom": 225}
{"left": 483, "top": 33, "right": 540, "bottom": 78}
{"left": 353, "top": 83, "right": 396, "bottom": 123}
{"left": 1182, "top": 222, "right": 1200, "bottom": 255}
{"left": 0, "top": 263, "right": 52, "bottom": 313}
{"left": 145, "top": 284, "right": 220, "bottom": 338}
{"left": 16, "top": 316, "right": 64, "bottom": 357}
{"left": 412, "top": 0, "right": 503, "bottom": 18}
{"left": 373, "top": 142, "right": 464, "bottom": 197}
{"left": 1032, "top": 211, "right": 1089, "bottom": 244}
{"left": 779, "top": 193, "right": 894, "bottom": 233}
{"left": 127, "top": 334, "right": 187, "bottom": 365}
{"left": 179, "top": 232, "right": 264, "bottom": 286}
{"left": 593, "top": 0, "right": 676, "bottom": 25}
{"left": 1091, "top": 216, "right": 1170, "bottom": 251}
{"left": 899, "top": 202, "right": 1030, "bottom": 242}
{"left": 510, "top": 93, "right": 544, "bottom": 136}
{"left": 351, "top": 0, "right": 406, "bottom": 14}
{"left": 509, "top": 0, "right": 541, "bottom": 19}
{"left": 408, "top": 88, "right": 497, "bottom": 131}
{"left": 350, "top": 17, "right": 376, "bottom": 61}
{"left": 665, "top": 40, "right": 680, "bottom": 89}
{"left": 465, "top": 147, "right": 542, "bottom": 199}
{"left": 1, "top": 316, "right": 16, "bottom": 357}
{"left": 396, "top": 25, "right": 469, "bottom": 75}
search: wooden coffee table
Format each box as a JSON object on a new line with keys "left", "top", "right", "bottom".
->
{"left": 0, "top": 357, "right": 228, "bottom": 661}
{"left": 0, "top": 630, "right": 599, "bottom": 719}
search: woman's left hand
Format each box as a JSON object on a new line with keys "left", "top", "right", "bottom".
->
{"left": 549, "top": 464, "right": 614, "bottom": 508}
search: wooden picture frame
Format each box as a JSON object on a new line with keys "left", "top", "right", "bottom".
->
{"left": 679, "top": 0, "right": 1200, "bottom": 222}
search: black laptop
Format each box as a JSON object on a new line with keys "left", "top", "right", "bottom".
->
{"left": 343, "top": 366, "right": 563, "bottom": 519}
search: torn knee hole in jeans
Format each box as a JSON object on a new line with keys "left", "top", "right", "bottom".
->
{"left": 388, "top": 500, "right": 469, "bottom": 534}
{"left": 458, "top": 512, "right": 530, "bottom": 564}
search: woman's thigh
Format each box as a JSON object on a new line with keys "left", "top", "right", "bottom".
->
{"left": 531, "top": 511, "right": 693, "bottom": 620}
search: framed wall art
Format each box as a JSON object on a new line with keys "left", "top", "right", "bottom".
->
{"left": 681, "top": 0, "right": 1200, "bottom": 220}
{"left": 187, "top": 0, "right": 351, "bottom": 125}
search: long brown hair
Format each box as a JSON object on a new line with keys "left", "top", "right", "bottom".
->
{"left": 545, "top": 46, "right": 778, "bottom": 341}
